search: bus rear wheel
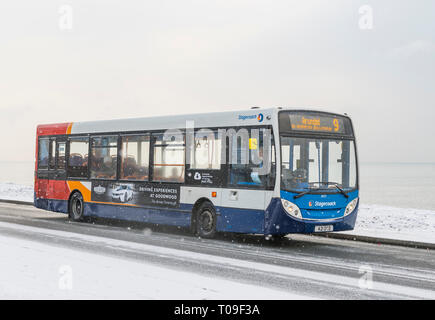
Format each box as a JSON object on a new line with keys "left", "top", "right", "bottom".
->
{"left": 69, "top": 192, "right": 85, "bottom": 222}
{"left": 196, "top": 202, "right": 217, "bottom": 239}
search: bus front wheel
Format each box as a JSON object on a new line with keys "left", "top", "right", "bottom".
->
{"left": 195, "top": 202, "right": 217, "bottom": 239}
{"left": 69, "top": 192, "right": 85, "bottom": 222}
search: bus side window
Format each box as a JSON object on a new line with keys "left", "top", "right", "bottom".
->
{"left": 120, "top": 135, "right": 150, "bottom": 181}
{"left": 228, "top": 128, "right": 275, "bottom": 188}
{"left": 152, "top": 132, "right": 185, "bottom": 183}
{"left": 57, "top": 142, "right": 66, "bottom": 170}
{"left": 68, "top": 137, "right": 89, "bottom": 178}
{"left": 90, "top": 136, "right": 118, "bottom": 180}
{"left": 38, "top": 138, "right": 50, "bottom": 169}
{"left": 189, "top": 129, "right": 221, "bottom": 170}
{"left": 49, "top": 139, "right": 56, "bottom": 170}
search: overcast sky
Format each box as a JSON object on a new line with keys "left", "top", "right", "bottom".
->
{"left": 0, "top": 0, "right": 434, "bottom": 163}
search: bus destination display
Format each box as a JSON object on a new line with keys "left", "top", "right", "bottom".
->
{"left": 289, "top": 114, "right": 345, "bottom": 134}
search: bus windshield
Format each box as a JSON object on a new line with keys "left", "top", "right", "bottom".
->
{"left": 280, "top": 136, "right": 357, "bottom": 193}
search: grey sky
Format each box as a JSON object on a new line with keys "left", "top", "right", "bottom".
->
{"left": 0, "top": 0, "right": 434, "bottom": 163}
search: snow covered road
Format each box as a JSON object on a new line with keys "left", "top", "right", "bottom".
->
{"left": 2, "top": 182, "right": 435, "bottom": 245}
{"left": 0, "top": 203, "right": 434, "bottom": 299}
{"left": 0, "top": 231, "right": 307, "bottom": 299}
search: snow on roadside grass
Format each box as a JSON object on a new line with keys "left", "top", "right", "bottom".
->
{"left": 343, "top": 204, "right": 435, "bottom": 244}
{"left": 356, "top": 204, "right": 435, "bottom": 234}
{"left": 0, "top": 182, "right": 434, "bottom": 244}
{"left": 0, "top": 183, "right": 33, "bottom": 202}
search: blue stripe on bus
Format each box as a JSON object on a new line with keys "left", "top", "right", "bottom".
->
{"left": 34, "top": 198, "right": 69, "bottom": 214}
{"left": 84, "top": 202, "right": 192, "bottom": 228}
{"left": 34, "top": 197, "right": 265, "bottom": 234}
{"left": 216, "top": 206, "right": 265, "bottom": 234}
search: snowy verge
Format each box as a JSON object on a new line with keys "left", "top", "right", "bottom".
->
{"left": 0, "top": 183, "right": 434, "bottom": 245}
{"left": 0, "top": 183, "right": 33, "bottom": 202}
{"left": 341, "top": 204, "right": 435, "bottom": 245}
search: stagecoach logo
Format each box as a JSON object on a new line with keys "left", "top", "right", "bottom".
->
{"left": 238, "top": 113, "right": 264, "bottom": 122}
{"left": 94, "top": 185, "right": 106, "bottom": 195}
{"left": 312, "top": 201, "right": 336, "bottom": 208}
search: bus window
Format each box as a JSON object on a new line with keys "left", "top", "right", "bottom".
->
{"left": 120, "top": 135, "right": 150, "bottom": 181}
{"left": 308, "top": 141, "right": 322, "bottom": 183}
{"left": 229, "top": 128, "right": 275, "bottom": 188}
{"left": 340, "top": 140, "right": 357, "bottom": 189}
{"left": 152, "top": 133, "right": 185, "bottom": 183}
{"left": 68, "top": 137, "right": 89, "bottom": 178}
{"left": 38, "top": 138, "right": 50, "bottom": 169}
{"left": 49, "top": 139, "right": 56, "bottom": 170}
{"left": 57, "top": 142, "right": 66, "bottom": 170}
{"left": 280, "top": 137, "right": 357, "bottom": 191}
{"left": 90, "top": 136, "right": 118, "bottom": 180}
{"left": 190, "top": 130, "right": 221, "bottom": 170}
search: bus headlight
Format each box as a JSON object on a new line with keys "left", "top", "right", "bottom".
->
{"left": 281, "top": 199, "right": 302, "bottom": 219}
{"left": 344, "top": 197, "right": 359, "bottom": 216}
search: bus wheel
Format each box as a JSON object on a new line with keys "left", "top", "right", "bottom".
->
{"left": 69, "top": 192, "right": 85, "bottom": 222}
{"left": 196, "top": 202, "right": 217, "bottom": 239}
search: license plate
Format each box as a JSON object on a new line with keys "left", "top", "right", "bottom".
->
{"left": 314, "top": 225, "right": 333, "bottom": 232}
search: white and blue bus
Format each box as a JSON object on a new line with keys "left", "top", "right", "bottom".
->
{"left": 34, "top": 107, "right": 359, "bottom": 238}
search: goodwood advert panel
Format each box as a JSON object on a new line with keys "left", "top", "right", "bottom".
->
{"left": 91, "top": 181, "right": 180, "bottom": 208}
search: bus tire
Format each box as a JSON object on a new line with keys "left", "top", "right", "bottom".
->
{"left": 69, "top": 192, "right": 85, "bottom": 222}
{"left": 195, "top": 202, "right": 217, "bottom": 239}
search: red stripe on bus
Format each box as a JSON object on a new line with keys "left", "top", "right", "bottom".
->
{"left": 37, "top": 123, "right": 72, "bottom": 136}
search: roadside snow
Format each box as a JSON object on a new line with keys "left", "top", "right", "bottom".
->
{"left": 0, "top": 183, "right": 33, "bottom": 202}
{"left": 0, "top": 183, "right": 434, "bottom": 245}
{"left": 0, "top": 232, "right": 309, "bottom": 299}
{"left": 343, "top": 204, "right": 435, "bottom": 244}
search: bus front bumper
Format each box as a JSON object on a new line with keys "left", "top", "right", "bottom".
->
{"left": 264, "top": 198, "right": 359, "bottom": 235}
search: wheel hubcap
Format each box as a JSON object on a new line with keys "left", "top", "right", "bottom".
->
{"left": 200, "top": 210, "right": 213, "bottom": 232}
{"left": 73, "top": 198, "right": 82, "bottom": 218}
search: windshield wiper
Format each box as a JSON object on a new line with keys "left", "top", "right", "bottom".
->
{"left": 294, "top": 182, "right": 349, "bottom": 199}
{"left": 293, "top": 188, "right": 319, "bottom": 199}
{"left": 334, "top": 184, "right": 349, "bottom": 199}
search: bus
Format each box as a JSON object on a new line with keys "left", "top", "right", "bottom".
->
{"left": 34, "top": 107, "right": 359, "bottom": 238}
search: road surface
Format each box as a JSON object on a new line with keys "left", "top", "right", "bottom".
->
{"left": 0, "top": 202, "right": 434, "bottom": 299}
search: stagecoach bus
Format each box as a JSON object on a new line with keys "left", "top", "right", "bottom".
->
{"left": 34, "top": 107, "right": 359, "bottom": 238}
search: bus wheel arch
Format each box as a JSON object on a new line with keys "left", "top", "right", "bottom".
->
{"left": 192, "top": 198, "right": 217, "bottom": 238}
{"left": 68, "top": 190, "right": 85, "bottom": 222}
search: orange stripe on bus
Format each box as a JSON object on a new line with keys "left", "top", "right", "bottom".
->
{"left": 67, "top": 181, "right": 91, "bottom": 202}
{"left": 66, "top": 122, "right": 73, "bottom": 135}
{"left": 90, "top": 201, "right": 138, "bottom": 207}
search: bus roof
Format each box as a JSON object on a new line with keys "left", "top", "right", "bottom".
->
{"left": 36, "top": 107, "right": 348, "bottom": 136}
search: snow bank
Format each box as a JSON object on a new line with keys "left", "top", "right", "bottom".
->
{"left": 0, "top": 183, "right": 33, "bottom": 202}
{"left": 0, "top": 183, "right": 434, "bottom": 244}
{"left": 343, "top": 204, "right": 435, "bottom": 244}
